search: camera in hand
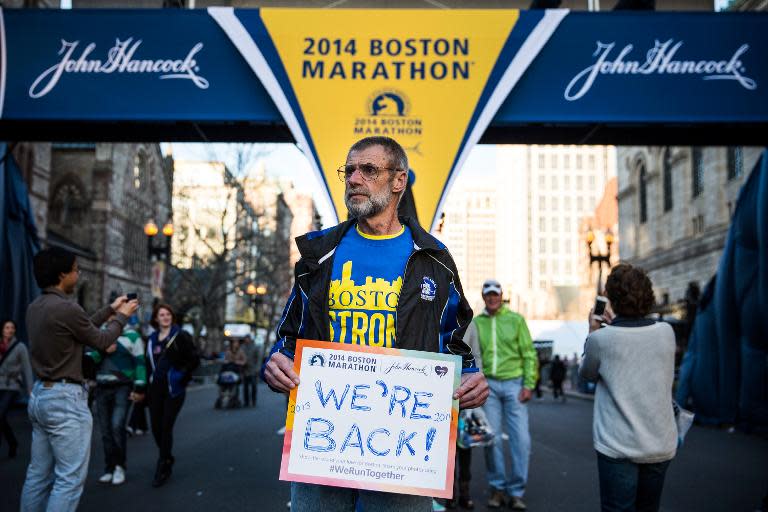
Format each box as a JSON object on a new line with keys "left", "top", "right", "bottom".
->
{"left": 126, "top": 293, "right": 138, "bottom": 301}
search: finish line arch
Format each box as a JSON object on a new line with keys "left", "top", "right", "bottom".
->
{"left": 1, "top": 8, "right": 766, "bottom": 229}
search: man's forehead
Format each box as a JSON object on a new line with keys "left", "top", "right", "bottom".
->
{"left": 347, "top": 145, "right": 388, "bottom": 162}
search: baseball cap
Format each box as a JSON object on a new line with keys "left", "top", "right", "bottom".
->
{"left": 482, "top": 279, "right": 502, "bottom": 295}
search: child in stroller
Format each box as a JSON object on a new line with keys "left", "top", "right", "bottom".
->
{"left": 215, "top": 362, "right": 242, "bottom": 409}
{"left": 215, "top": 339, "right": 246, "bottom": 409}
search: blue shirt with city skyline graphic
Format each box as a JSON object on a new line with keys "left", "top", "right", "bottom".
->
{"left": 328, "top": 224, "right": 413, "bottom": 347}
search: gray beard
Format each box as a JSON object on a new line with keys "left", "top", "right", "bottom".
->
{"left": 345, "top": 185, "right": 392, "bottom": 218}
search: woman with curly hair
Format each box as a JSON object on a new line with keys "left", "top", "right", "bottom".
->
{"left": 579, "top": 263, "right": 677, "bottom": 512}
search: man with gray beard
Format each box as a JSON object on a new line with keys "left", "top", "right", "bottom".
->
{"left": 263, "top": 136, "right": 488, "bottom": 511}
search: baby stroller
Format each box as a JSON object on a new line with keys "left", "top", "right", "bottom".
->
{"left": 214, "top": 362, "right": 242, "bottom": 409}
{"left": 457, "top": 408, "right": 494, "bottom": 449}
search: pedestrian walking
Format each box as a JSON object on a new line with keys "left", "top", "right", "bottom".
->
{"left": 549, "top": 355, "right": 566, "bottom": 401}
{"left": 21, "top": 247, "right": 138, "bottom": 512}
{"left": 580, "top": 263, "right": 677, "bottom": 512}
{"left": 86, "top": 314, "right": 146, "bottom": 486}
{"left": 241, "top": 335, "right": 261, "bottom": 407}
{"left": 462, "top": 279, "right": 537, "bottom": 510}
{"left": 146, "top": 303, "right": 199, "bottom": 487}
{"left": 0, "top": 319, "right": 34, "bottom": 459}
{"left": 568, "top": 353, "right": 580, "bottom": 390}
{"left": 262, "top": 136, "right": 488, "bottom": 512}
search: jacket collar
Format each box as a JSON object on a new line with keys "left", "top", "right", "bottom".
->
{"left": 611, "top": 316, "right": 655, "bottom": 327}
{"left": 480, "top": 304, "right": 509, "bottom": 317}
{"left": 295, "top": 216, "right": 443, "bottom": 264}
{"left": 42, "top": 287, "right": 69, "bottom": 299}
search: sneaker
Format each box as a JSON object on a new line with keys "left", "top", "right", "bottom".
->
{"left": 112, "top": 465, "right": 126, "bottom": 485}
{"left": 508, "top": 496, "right": 527, "bottom": 510}
{"left": 276, "top": 426, "right": 286, "bottom": 435}
{"left": 126, "top": 426, "right": 134, "bottom": 436}
{"left": 487, "top": 489, "right": 506, "bottom": 508}
{"left": 432, "top": 499, "right": 446, "bottom": 512}
{"left": 135, "top": 429, "right": 145, "bottom": 436}
{"left": 98, "top": 472, "right": 113, "bottom": 484}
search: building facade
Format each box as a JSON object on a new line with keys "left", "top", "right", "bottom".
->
{"left": 13, "top": 142, "right": 173, "bottom": 314}
{"left": 616, "top": 146, "right": 763, "bottom": 308}
{"left": 440, "top": 144, "right": 616, "bottom": 319}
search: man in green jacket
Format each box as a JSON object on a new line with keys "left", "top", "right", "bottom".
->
{"left": 465, "top": 279, "right": 537, "bottom": 510}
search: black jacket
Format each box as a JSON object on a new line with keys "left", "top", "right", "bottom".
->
{"left": 147, "top": 327, "right": 200, "bottom": 394}
{"left": 263, "top": 217, "right": 477, "bottom": 385}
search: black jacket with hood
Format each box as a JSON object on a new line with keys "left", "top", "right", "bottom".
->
{"left": 262, "top": 217, "right": 478, "bottom": 387}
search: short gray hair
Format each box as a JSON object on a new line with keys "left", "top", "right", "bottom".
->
{"left": 347, "top": 136, "right": 408, "bottom": 172}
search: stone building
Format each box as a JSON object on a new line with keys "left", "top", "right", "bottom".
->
{"left": 616, "top": 146, "right": 763, "bottom": 309}
{"left": 13, "top": 142, "right": 173, "bottom": 314}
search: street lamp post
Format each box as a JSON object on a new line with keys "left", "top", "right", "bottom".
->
{"left": 144, "top": 220, "right": 174, "bottom": 262}
{"left": 246, "top": 283, "right": 268, "bottom": 326}
{"left": 586, "top": 228, "right": 614, "bottom": 293}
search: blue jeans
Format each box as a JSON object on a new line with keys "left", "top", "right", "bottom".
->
{"left": 94, "top": 384, "right": 130, "bottom": 471}
{"left": 21, "top": 381, "right": 93, "bottom": 512}
{"left": 483, "top": 377, "right": 530, "bottom": 498}
{"left": 597, "top": 452, "right": 671, "bottom": 512}
{"left": 291, "top": 483, "right": 431, "bottom": 512}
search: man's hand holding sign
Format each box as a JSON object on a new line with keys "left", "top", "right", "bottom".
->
{"left": 262, "top": 137, "right": 487, "bottom": 511}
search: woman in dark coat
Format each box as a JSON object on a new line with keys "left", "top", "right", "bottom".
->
{"left": 0, "top": 320, "right": 33, "bottom": 458}
{"left": 146, "top": 304, "right": 199, "bottom": 487}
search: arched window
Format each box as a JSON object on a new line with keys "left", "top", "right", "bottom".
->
{"left": 50, "top": 178, "right": 87, "bottom": 226}
{"left": 727, "top": 147, "right": 743, "bottom": 180}
{"left": 133, "top": 152, "right": 148, "bottom": 191}
{"left": 639, "top": 163, "right": 648, "bottom": 224}
{"left": 663, "top": 149, "right": 673, "bottom": 212}
{"left": 691, "top": 147, "right": 703, "bottom": 198}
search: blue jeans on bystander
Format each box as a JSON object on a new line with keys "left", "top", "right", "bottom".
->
{"left": 596, "top": 451, "right": 672, "bottom": 512}
{"left": 291, "top": 482, "right": 431, "bottom": 512}
{"left": 20, "top": 381, "right": 93, "bottom": 512}
{"left": 483, "top": 377, "right": 531, "bottom": 498}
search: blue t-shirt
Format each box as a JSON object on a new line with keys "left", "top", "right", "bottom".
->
{"left": 328, "top": 224, "right": 413, "bottom": 348}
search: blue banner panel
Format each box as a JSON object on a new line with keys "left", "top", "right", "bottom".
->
{"left": 495, "top": 12, "right": 768, "bottom": 123}
{"left": 2, "top": 9, "right": 281, "bottom": 121}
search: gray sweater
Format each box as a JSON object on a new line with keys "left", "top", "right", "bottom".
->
{"left": 0, "top": 339, "right": 34, "bottom": 393}
{"left": 579, "top": 322, "right": 677, "bottom": 463}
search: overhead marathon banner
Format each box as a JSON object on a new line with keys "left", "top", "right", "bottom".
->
{"left": 280, "top": 339, "right": 462, "bottom": 498}
{"left": 208, "top": 8, "right": 567, "bottom": 231}
{"left": 1, "top": 9, "right": 766, "bottom": 230}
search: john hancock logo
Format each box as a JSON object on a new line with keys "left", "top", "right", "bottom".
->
{"left": 309, "top": 353, "right": 325, "bottom": 367}
{"left": 420, "top": 276, "right": 437, "bottom": 302}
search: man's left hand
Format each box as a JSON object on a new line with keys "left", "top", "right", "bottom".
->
{"left": 453, "top": 371, "right": 489, "bottom": 409}
{"left": 518, "top": 387, "right": 533, "bottom": 403}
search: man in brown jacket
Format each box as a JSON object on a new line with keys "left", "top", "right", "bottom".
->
{"left": 21, "top": 247, "right": 138, "bottom": 512}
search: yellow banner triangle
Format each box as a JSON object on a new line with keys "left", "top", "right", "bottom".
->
{"left": 260, "top": 9, "right": 520, "bottom": 227}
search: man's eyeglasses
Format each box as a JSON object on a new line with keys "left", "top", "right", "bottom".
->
{"left": 337, "top": 163, "right": 401, "bottom": 182}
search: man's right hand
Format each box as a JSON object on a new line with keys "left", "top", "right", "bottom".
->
{"left": 264, "top": 352, "right": 300, "bottom": 393}
{"left": 111, "top": 295, "right": 127, "bottom": 312}
{"left": 116, "top": 299, "right": 139, "bottom": 317}
{"left": 105, "top": 343, "right": 118, "bottom": 354}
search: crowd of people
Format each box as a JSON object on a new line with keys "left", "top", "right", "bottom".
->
{"left": 2, "top": 136, "right": 700, "bottom": 512}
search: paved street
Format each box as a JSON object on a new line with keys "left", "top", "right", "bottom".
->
{"left": 2, "top": 384, "right": 766, "bottom": 512}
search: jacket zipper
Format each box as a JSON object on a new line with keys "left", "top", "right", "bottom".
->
{"left": 491, "top": 315, "right": 497, "bottom": 376}
{"left": 395, "top": 248, "right": 421, "bottom": 343}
